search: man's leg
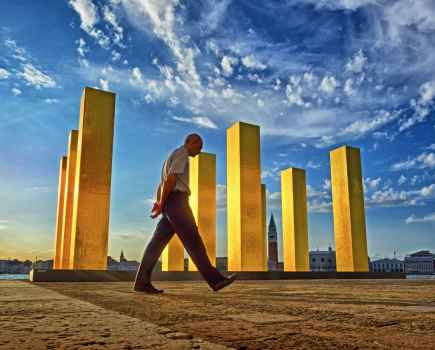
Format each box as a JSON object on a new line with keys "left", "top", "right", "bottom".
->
{"left": 164, "top": 196, "right": 226, "bottom": 288}
{"left": 133, "top": 215, "right": 175, "bottom": 289}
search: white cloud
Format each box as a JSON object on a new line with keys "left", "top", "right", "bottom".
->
{"left": 69, "top": 0, "right": 98, "bottom": 32}
{"left": 398, "top": 175, "right": 407, "bottom": 186}
{"left": 391, "top": 152, "right": 435, "bottom": 171}
{"left": 405, "top": 212, "right": 435, "bottom": 224}
{"left": 386, "top": 0, "right": 435, "bottom": 38}
{"left": 285, "top": 80, "right": 305, "bottom": 107}
{"left": 129, "top": 67, "right": 145, "bottom": 89}
{"left": 366, "top": 187, "right": 416, "bottom": 208}
{"left": 17, "top": 64, "right": 56, "bottom": 89}
{"left": 344, "top": 78, "right": 356, "bottom": 96}
{"left": 0, "top": 68, "right": 10, "bottom": 80}
{"left": 345, "top": 50, "right": 367, "bottom": 73}
{"left": 69, "top": 0, "right": 111, "bottom": 48}
{"left": 111, "top": 50, "right": 121, "bottom": 62}
{"left": 400, "top": 80, "right": 435, "bottom": 131}
{"left": 419, "top": 80, "right": 435, "bottom": 104}
{"left": 221, "top": 55, "right": 238, "bottom": 77}
{"left": 364, "top": 177, "right": 381, "bottom": 191}
{"left": 322, "top": 179, "right": 331, "bottom": 191}
{"left": 121, "top": 0, "right": 201, "bottom": 91}
{"left": 366, "top": 182, "right": 435, "bottom": 208}
{"left": 99, "top": 78, "right": 109, "bottom": 90}
{"left": 425, "top": 144, "right": 435, "bottom": 150}
{"left": 216, "top": 184, "right": 227, "bottom": 210}
{"left": 44, "top": 98, "right": 59, "bottom": 104}
{"left": 102, "top": 4, "right": 125, "bottom": 46}
{"left": 172, "top": 116, "right": 218, "bottom": 129}
{"left": 305, "top": 0, "right": 379, "bottom": 11}
{"left": 11, "top": 88, "right": 22, "bottom": 96}
{"left": 336, "top": 110, "right": 400, "bottom": 140}
{"left": 307, "top": 185, "right": 328, "bottom": 199}
{"left": 0, "top": 219, "right": 8, "bottom": 230}
{"left": 4, "top": 38, "right": 27, "bottom": 61}
{"left": 420, "top": 184, "right": 435, "bottom": 197}
{"left": 241, "top": 55, "right": 267, "bottom": 70}
{"left": 306, "top": 160, "right": 321, "bottom": 169}
{"left": 76, "top": 38, "right": 88, "bottom": 57}
{"left": 319, "top": 76, "right": 338, "bottom": 94}
{"left": 199, "top": 0, "right": 232, "bottom": 34}
{"left": 102, "top": 0, "right": 434, "bottom": 150}
{"left": 308, "top": 199, "right": 332, "bottom": 213}
{"left": 303, "top": 71, "right": 317, "bottom": 86}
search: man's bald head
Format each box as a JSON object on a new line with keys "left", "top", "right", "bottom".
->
{"left": 185, "top": 133, "right": 202, "bottom": 144}
{"left": 184, "top": 133, "right": 203, "bottom": 156}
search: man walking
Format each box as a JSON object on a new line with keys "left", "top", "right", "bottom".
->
{"left": 134, "top": 133, "right": 237, "bottom": 293}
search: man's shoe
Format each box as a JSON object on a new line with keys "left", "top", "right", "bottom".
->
{"left": 133, "top": 283, "right": 164, "bottom": 294}
{"left": 211, "top": 274, "right": 237, "bottom": 292}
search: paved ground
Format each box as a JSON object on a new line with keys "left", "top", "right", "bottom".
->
{"left": 0, "top": 280, "right": 232, "bottom": 350}
{"left": 1, "top": 279, "right": 434, "bottom": 349}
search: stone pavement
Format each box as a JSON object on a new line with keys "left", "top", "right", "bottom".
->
{"left": 0, "top": 280, "right": 232, "bottom": 350}
{"left": 39, "top": 279, "right": 435, "bottom": 350}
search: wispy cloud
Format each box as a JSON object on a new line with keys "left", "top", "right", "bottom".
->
{"left": 366, "top": 183, "right": 435, "bottom": 208}
{"left": 390, "top": 152, "right": 435, "bottom": 171}
{"left": 172, "top": 116, "right": 218, "bottom": 129}
{"left": 11, "top": 87, "right": 21, "bottom": 96}
{"left": 0, "top": 68, "right": 10, "bottom": 79}
{"left": 17, "top": 63, "right": 56, "bottom": 89}
{"left": 405, "top": 212, "right": 435, "bottom": 224}
{"left": 0, "top": 219, "right": 9, "bottom": 231}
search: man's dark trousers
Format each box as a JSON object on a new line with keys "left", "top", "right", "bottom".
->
{"left": 134, "top": 191, "right": 226, "bottom": 289}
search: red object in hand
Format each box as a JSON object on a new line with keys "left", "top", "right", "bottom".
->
{"left": 150, "top": 202, "right": 162, "bottom": 219}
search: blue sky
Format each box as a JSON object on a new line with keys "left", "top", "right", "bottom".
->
{"left": 0, "top": 0, "right": 434, "bottom": 262}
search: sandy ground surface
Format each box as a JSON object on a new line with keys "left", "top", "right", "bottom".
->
{"left": 31, "top": 279, "right": 435, "bottom": 350}
{"left": 0, "top": 280, "right": 232, "bottom": 350}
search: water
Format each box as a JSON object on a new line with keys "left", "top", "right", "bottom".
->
{"left": 0, "top": 274, "right": 29, "bottom": 280}
{"left": 406, "top": 274, "right": 435, "bottom": 280}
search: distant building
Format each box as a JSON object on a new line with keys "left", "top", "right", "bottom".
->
{"left": 34, "top": 259, "right": 53, "bottom": 270}
{"left": 0, "top": 259, "right": 33, "bottom": 274}
{"left": 405, "top": 250, "right": 435, "bottom": 274}
{"left": 371, "top": 258, "right": 404, "bottom": 272}
{"left": 107, "top": 250, "right": 140, "bottom": 271}
{"left": 268, "top": 214, "right": 279, "bottom": 270}
{"left": 310, "top": 247, "right": 336, "bottom": 272}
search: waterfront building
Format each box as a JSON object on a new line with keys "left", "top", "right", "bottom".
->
{"left": 309, "top": 247, "right": 336, "bottom": 272}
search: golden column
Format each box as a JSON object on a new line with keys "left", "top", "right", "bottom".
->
{"left": 161, "top": 236, "right": 185, "bottom": 271}
{"left": 69, "top": 87, "right": 116, "bottom": 270}
{"left": 261, "top": 184, "right": 267, "bottom": 271}
{"left": 53, "top": 156, "right": 67, "bottom": 269}
{"left": 188, "top": 153, "right": 216, "bottom": 271}
{"left": 227, "top": 121, "right": 265, "bottom": 271}
{"left": 330, "top": 146, "right": 369, "bottom": 272}
{"left": 59, "top": 130, "right": 78, "bottom": 269}
{"left": 281, "top": 167, "right": 309, "bottom": 271}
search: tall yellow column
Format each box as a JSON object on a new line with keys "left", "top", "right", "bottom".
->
{"left": 60, "top": 130, "right": 78, "bottom": 269}
{"left": 227, "top": 121, "right": 265, "bottom": 271}
{"left": 69, "top": 87, "right": 116, "bottom": 270}
{"left": 330, "top": 146, "right": 369, "bottom": 272}
{"left": 281, "top": 167, "right": 309, "bottom": 271}
{"left": 188, "top": 153, "right": 216, "bottom": 271}
{"left": 160, "top": 161, "right": 185, "bottom": 271}
{"left": 53, "top": 156, "right": 67, "bottom": 270}
{"left": 162, "top": 236, "right": 185, "bottom": 271}
{"left": 261, "top": 184, "right": 267, "bottom": 271}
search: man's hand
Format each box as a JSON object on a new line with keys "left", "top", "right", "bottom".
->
{"left": 150, "top": 202, "right": 162, "bottom": 219}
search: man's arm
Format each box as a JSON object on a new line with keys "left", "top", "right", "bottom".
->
{"left": 155, "top": 183, "right": 162, "bottom": 202}
{"left": 151, "top": 174, "right": 177, "bottom": 218}
{"left": 158, "top": 174, "right": 176, "bottom": 208}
